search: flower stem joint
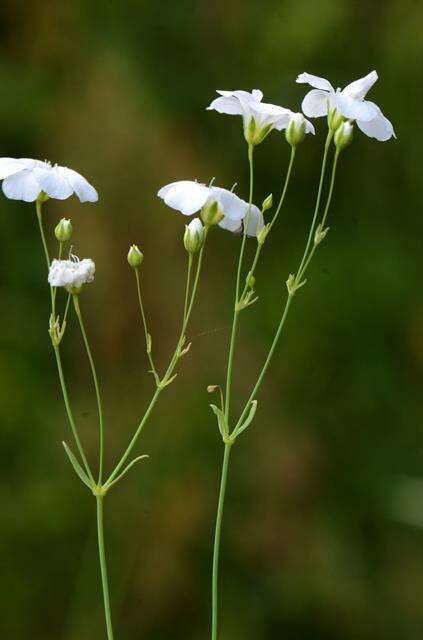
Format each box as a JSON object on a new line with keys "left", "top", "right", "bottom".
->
{"left": 286, "top": 273, "right": 307, "bottom": 296}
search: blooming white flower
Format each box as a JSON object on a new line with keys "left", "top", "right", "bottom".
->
{"left": 207, "top": 90, "right": 293, "bottom": 144}
{"left": 0, "top": 158, "right": 98, "bottom": 202}
{"left": 48, "top": 255, "right": 95, "bottom": 291}
{"left": 157, "top": 180, "right": 264, "bottom": 237}
{"left": 296, "top": 71, "right": 395, "bottom": 141}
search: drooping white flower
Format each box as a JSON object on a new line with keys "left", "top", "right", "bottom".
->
{"left": 48, "top": 255, "right": 95, "bottom": 291}
{"left": 207, "top": 90, "right": 293, "bottom": 144}
{"left": 157, "top": 180, "right": 264, "bottom": 237}
{"left": 0, "top": 158, "right": 98, "bottom": 202}
{"left": 296, "top": 71, "right": 395, "bottom": 141}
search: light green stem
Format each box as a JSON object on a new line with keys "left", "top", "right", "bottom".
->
{"left": 224, "top": 143, "right": 254, "bottom": 422}
{"left": 134, "top": 268, "right": 158, "bottom": 379}
{"left": 211, "top": 442, "right": 232, "bottom": 640}
{"left": 105, "top": 236, "right": 208, "bottom": 487}
{"left": 96, "top": 496, "right": 114, "bottom": 640}
{"left": 73, "top": 295, "right": 105, "bottom": 484}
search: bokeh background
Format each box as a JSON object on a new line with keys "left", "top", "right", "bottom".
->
{"left": 1, "top": 0, "right": 422, "bottom": 638}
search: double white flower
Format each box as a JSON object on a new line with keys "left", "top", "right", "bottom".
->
{"left": 158, "top": 180, "right": 264, "bottom": 237}
{"left": 297, "top": 71, "right": 395, "bottom": 141}
{"left": 207, "top": 90, "right": 314, "bottom": 144}
{"left": 48, "top": 255, "right": 95, "bottom": 291}
{"left": 0, "top": 158, "right": 98, "bottom": 202}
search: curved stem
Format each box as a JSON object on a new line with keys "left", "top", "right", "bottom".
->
{"left": 73, "top": 295, "right": 105, "bottom": 485}
{"left": 211, "top": 442, "right": 232, "bottom": 640}
{"left": 96, "top": 496, "right": 114, "bottom": 640}
{"left": 224, "top": 143, "right": 254, "bottom": 421}
{"left": 105, "top": 236, "right": 208, "bottom": 487}
{"left": 183, "top": 253, "right": 193, "bottom": 322}
{"left": 134, "top": 268, "right": 158, "bottom": 378}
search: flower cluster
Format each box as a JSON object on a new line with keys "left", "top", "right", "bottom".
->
{"left": 48, "top": 255, "right": 95, "bottom": 291}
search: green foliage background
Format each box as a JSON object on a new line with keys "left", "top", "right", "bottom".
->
{"left": 1, "top": 1, "right": 422, "bottom": 638}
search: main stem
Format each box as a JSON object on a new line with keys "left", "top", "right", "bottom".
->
{"left": 73, "top": 295, "right": 105, "bottom": 484}
{"left": 224, "top": 143, "right": 254, "bottom": 421}
{"left": 96, "top": 496, "right": 114, "bottom": 640}
{"left": 211, "top": 442, "right": 232, "bottom": 640}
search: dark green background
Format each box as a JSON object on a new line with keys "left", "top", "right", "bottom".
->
{"left": 1, "top": 1, "right": 422, "bottom": 638}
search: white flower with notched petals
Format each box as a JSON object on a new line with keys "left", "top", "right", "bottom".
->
{"left": 207, "top": 90, "right": 293, "bottom": 145}
{"left": 157, "top": 180, "right": 264, "bottom": 238}
{"left": 296, "top": 71, "right": 395, "bottom": 141}
{"left": 48, "top": 255, "right": 95, "bottom": 291}
{"left": 0, "top": 158, "right": 98, "bottom": 202}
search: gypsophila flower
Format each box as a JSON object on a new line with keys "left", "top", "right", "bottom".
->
{"left": 0, "top": 158, "right": 98, "bottom": 202}
{"left": 48, "top": 255, "right": 95, "bottom": 292}
{"left": 296, "top": 71, "right": 395, "bottom": 141}
{"left": 207, "top": 90, "right": 293, "bottom": 145}
{"left": 157, "top": 181, "right": 264, "bottom": 237}
{"left": 184, "top": 218, "right": 205, "bottom": 254}
{"left": 285, "top": 112, "right": 315, "bottom": 146}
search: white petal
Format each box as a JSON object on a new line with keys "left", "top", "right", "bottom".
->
{"left": 218, "top": 216, "right": 241, "bottom": 233}
{"left": 2, "top": 170, "right": 42, "bottom": 201}
{"left": 244, "top": 205, "right": 264, "bottom": 237}
{"left": 0, "top": 158, "right": 27, "bottom": 180}
{"left": 357, "top": 106, "right": 395, "bottom": 141}
{"left": 158, "top": 180, "right": 210, "bottom": 216}
{"left": 296, "top": 72, "right": 334, "bottom": 92}
{"left": 207, "top": 94, "right": 244, "bottom": 115}
{"left": 334, "top": 93, "right": 379, "bottom": 122}
{"left": 33, "top": 165, "right": 73, "bottom": 200}
{"left": 301, "top": 89, "right": 330, "bottom": 118}
{"left": 305, "top": 118, "right": 315, "bottom": 134}
{"left": 58, "top": 166, "right": 98, "bottom": 202}
{"left": 342, "top": 70, "right": 378, "bottom": 100}
{"left": 273, "top": 112, "right": 294, "bottom": 131}
{"left": 211, "top": 187, "right": 246, "bottom": 221}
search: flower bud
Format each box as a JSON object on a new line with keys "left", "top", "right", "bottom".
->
{"left": 201, "top": 200, "right": 224, "bottom": 226}
{"left": 327, "top": 106, "right": 345, "bottom": 132}
{"left": 55, "top": 218, "right": 73, "bottom": 242}
{"left": 262, "top": 194, "right": 273, "bottom": 212}
{"left": 285, "top": 113, "right": 306, "bottom": 146}
{"left": 184, "top": 218, "right": 204, "bottom": 254}
{"left": 334, "top": 121, "right": 354, "bottom": 151}
{"left": 127, "top": 244, "right": 144, "bottom": 269}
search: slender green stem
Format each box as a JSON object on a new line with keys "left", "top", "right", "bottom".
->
{"left": 73, "top": 295, "right": 105, "bottom": 484}
{"left": 96, "top": 496, "right": 114, "bottom": 640}
{"left": 53, "top": 345, "right": 94, "bottom": 483}
{"left": 224, "top": 143, "right": 254, "bottom": 421}
{"left": 105, "top": 235, "right": 208, "bottom": 487}
{"left": 295, "top": 130, "right": 333, "bottom": 278}
{"left": 183, "top": 254, "right": 193, "bottom": 322}
{"left": 36, "top": 199, "right": 54, "bottom": 312}
{"left": 211, "top": 442, "right": 232, "bottom": 640}
{"left": 134, "top": 268, "right": 158, "bottom": 378}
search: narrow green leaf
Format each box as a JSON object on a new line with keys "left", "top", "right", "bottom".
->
{"left": 233, "top": 400, "right": 258, "bottom": 438}
{"left": 210, "top": 404, "right": 229, "bottom": 438}
{"left": 62, "top": 441, "right": 91, "bottom": 488}
{"left": 105, "top": 455, "right": 149, "bottom": 491}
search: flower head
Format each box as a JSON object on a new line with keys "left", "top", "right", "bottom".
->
{"left": 157, "top": 180, "right": 263, "bottom": 238}
{"left": 207, "top": 90, "right": 293, "bottom": 145}
{"left": 296, "top": 71, "right": 395, "bottom": 141}
{"left": 48, "top": 255, "right": 95, "bottom": 292}
{"left": 0, "top": 158, "right": 98, "bottom": 202}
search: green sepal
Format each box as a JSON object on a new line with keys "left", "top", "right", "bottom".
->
{"left": 210, "top": 404, "right": 229, "bottom": 439}
{"left": 62, "top": 441, "right": 92, "bottom": 488}
{"left": 104, "top": 455, "right": 149, "bottom": 492}
{"left": 232, "top": 400, "right": 258, "bottom": 438}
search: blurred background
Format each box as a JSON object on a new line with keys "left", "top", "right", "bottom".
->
{"left": 0, "top": 0, "right": 422, "bottom": 638}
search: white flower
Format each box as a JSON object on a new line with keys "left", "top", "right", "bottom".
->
{"left": 296, "top": 71, "right": 395, "bottom": 141}
{"left": 48, "top": 255, "right": 95, "bottom": 291}
{"left": 207, "top": 89, "right": 293, "bottom": 144}
{"left": 285, "top": 112, "right": 315, "bottom": 146}
{"left": 0, "top": 158, "right": 98, "bottom": 202}
{"left": 157, "top": 180, "right": 264, "bottom": 237}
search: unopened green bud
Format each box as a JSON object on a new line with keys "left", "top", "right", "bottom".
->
{"left": 334, "top": 121, "right": 354, "bottom": 151}
{"left": 285, "top": 113, "right": 306, "bottom": 146}
{"left": 201, "top": 200, "right": 224, "bottom": 226}
{"left": 184, "top": 218, "right": 204, "bottom": 254}
{"left": 127, "top": 244, "right": 144, "bottom": 268}
{"left": 314, "top": 224, "right": 330, "bottom": 245}
{"left": 246, "top": 271, "right": 255, "bottom": 289}
{"left": 327, "top": 106, "right": 345, "bottom": 132}
{"left": 54, "top": 218, "right": 73, "bottom": 242}
{"left": 262, "top": 193, "right": 273, "bottom": 212}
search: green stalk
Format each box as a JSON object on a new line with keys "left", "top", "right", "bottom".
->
{"left": 211, "top": 442, "right": 232, "bottom": 640}
{"left": 105, "top": 235, "right": 208, "bottom": 487}
{"left": 73, "top": 295, "right": 105, "bottom": 484}
{"left": 134, "top": 268, "right": 158, "bottom": 379}
{"left": 96, "top": 496, "right": 114, "bottom": 640}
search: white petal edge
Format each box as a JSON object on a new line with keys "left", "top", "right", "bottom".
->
{"left": 158, "top": 180, "right": 210, "bottom": 216}
{"left": 296, "top": 72, "right": 334, "bottom": 92}
{"left": 58, "top": 167, "right": 98, "bottom": 203}
{"left": 342, "top": 70, "right": 378, "bottom": 100}
{"left": 2, "top": 170, "right": 42, "bottom": 202}
{"left": 301, "top": 89, "right": 331, "bottom": 118}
